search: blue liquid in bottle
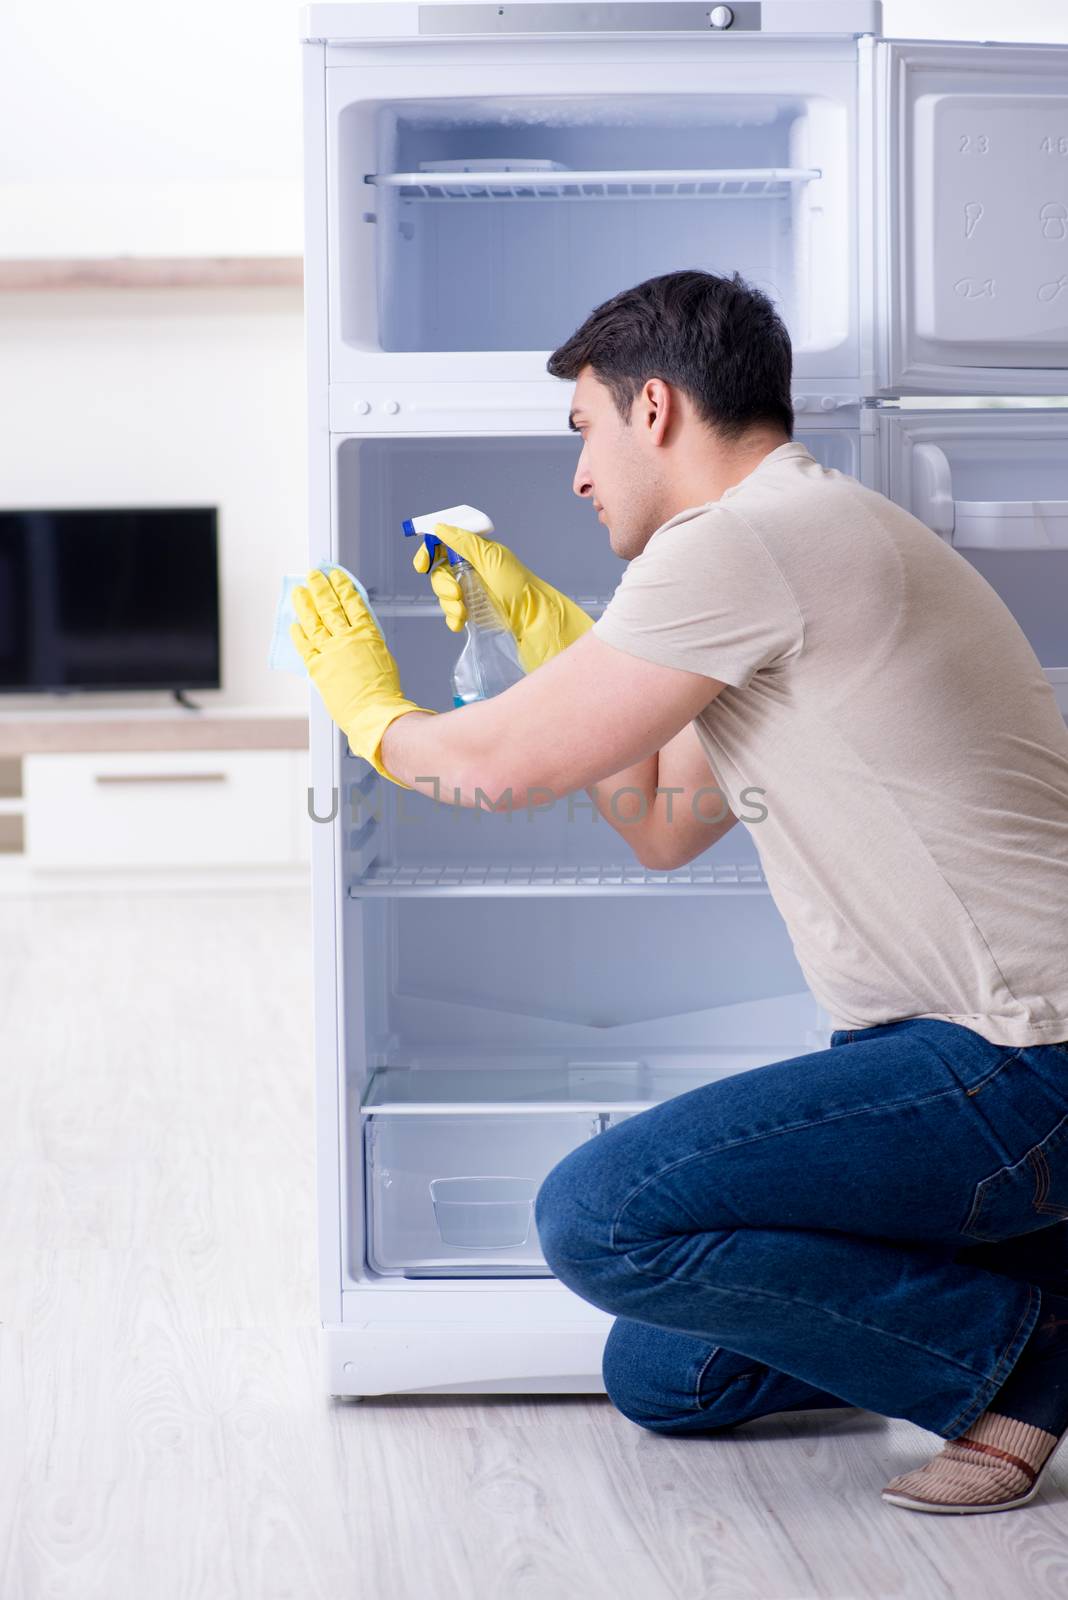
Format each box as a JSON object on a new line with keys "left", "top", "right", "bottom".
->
{"left": 448, "top": 555, "right": 525, "bottom": 707}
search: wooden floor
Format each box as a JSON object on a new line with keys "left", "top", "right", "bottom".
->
{"left": 2, "top": 888, "right": 1065, "bottom": 1600}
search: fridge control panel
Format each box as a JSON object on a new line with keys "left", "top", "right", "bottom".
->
{"left": 302, "top": 1, "right": 884, "bottom": 43}
{"left": 418, "top": 3, "right": 763, "bottom": 34}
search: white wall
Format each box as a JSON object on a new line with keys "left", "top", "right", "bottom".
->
{"left": 882, "top": 1, "right": 1068, "bottom": 44}
{"left": 0, "top": 4, "right": 311, "bottom": 711}
{"left": 0, "top": 0, "right": 303, "bottom": 259}
{"left": 0, "top": 287, "right": 309, "bottom": 711}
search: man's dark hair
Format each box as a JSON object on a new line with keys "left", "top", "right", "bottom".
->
{"left": 546, "top": 269, "right": 793, "bottom": 442}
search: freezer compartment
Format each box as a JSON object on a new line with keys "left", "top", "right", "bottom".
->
{"left": 876, "top": 408, "right": 1068, "bottom": 678}
{"left": 364, "top": 1111, "right": 601, "bottom": 1275}
{"left": 364, "top": 96, "right": 836, "bottom": 355}
{"left": 326, "top": 56, "right": 857, "bottom": 380}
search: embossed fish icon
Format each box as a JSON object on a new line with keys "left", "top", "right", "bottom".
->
{"left": 1038, "top": 273, "right": 1068, "bottom": 303}
{"left": 953, "top": 276, "right": 996, "bottom": 298}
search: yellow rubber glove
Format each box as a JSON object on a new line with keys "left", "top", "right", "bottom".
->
{"left": 412, "top": 522, "right": 594, "bottom": 674}
{"left": 290, "top": 568, "right": 436, "bottom": 788}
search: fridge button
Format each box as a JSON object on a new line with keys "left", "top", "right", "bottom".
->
{"left": 354, "top": 399, "right": 371, "bottom": 416}
{"left": 819, "top": 396, "right": 837, "bottom": 411}
{"left": 708, "top": 5, "right": 734, "bottom": 26}
{"left": 795, "top": 396, "right": 811, "bottom": 412}
{"left": 382, "top": 399, "right": 401, "bottom": 415}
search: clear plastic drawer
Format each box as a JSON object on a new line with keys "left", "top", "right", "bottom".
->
{"left": 364, "top": 1112, "right": 602, "bottom": 1277}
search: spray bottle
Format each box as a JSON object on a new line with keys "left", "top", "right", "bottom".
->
{"left": 402, "top": 504, "right": 525, "bottom": 708}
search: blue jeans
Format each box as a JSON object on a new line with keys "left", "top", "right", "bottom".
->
{"left": 533, "top": 1018, "right": 1068, "bottom": 1441}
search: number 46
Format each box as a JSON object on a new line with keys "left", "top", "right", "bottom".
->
{"left": 1041, "top": 135, "right": 1068, "bottom": 155}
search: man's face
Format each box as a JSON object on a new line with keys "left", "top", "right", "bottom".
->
{"left": 568, "top": 366, "right": 670, "bottom": 561}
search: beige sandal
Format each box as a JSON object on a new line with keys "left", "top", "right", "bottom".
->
{"left": 881, "top": 1419, "right": 1068, "bottom": 1515}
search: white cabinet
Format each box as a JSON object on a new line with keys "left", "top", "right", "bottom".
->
{"left": 23, "top": 748, "right": 308, "bottom": 870}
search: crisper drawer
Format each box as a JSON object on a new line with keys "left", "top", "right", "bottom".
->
{"left": 364, "top": 1112, "right": 601, "bottom": 1277}
{"left": 23, "top": 749, "right": 298, "bottom": 868}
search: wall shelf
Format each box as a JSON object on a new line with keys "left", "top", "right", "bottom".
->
{"left": 0, "top": 257, "right": 303, "bottom": 291}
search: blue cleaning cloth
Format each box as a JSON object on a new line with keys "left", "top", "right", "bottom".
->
{"left": 268, "top": 558, "right": 386, "bottom": 676}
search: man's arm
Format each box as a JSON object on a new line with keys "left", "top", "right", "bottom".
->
{"left": 380, "top": 629, "right": 733, "bottom": 866}
{"left": 580, "top": 719, "right": 738, "bottom": 870}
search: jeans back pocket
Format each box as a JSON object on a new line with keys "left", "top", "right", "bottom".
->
{"left": 962, "top": 1110, "right": 1068, "bottom": 1243}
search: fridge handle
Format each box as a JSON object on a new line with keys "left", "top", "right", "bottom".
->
{"left": 912, "top": 444, "right": 955, "bottom": 540}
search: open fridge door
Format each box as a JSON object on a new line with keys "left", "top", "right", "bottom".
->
{"left": 871, "top": 405, "right": 1068, "bottom": 715}
{"left": 867, "top": 38, "right": 1068, "bottom": 395}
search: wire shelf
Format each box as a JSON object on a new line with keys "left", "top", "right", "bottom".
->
{"left": 348, "top": 860, "right": 769, "bottom": 896}
{"left": 365, "top": 167, "right": 822, "bottom": 203}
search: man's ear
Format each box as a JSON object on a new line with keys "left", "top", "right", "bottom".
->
{"left": 642, "top": 377, "right": 673, "bottom": 446}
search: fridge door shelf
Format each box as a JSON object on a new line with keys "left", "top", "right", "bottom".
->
{"left": 909, "top": 441, "right": 1068, "bottom": 550}
{"left": 952, "top": 502, "right": 1068, "bottom": 552}
{"left": 365, "top": 166, "right": 822, "bottom": 201}
{"left": 874, "top": 408, "right": 1068, "bottom": 677}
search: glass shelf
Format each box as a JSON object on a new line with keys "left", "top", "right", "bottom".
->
{"left": 361, "top": 1053, "right": 798, "bottom": 1114}
{"left": 366, "top": 167, "right": 822, "bottom": 202}
{"left": 347, "top": 860, "right": 770, "bottom": 896}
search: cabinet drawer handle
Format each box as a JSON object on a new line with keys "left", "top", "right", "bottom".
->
{"left": 94, "top": 772, "right": 229, "bottom": 786}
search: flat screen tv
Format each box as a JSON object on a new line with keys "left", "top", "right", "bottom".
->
{"left": 0, "top": 507, "right": 220, "bottom": 693}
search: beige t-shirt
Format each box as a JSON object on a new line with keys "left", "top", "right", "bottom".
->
{"left": 591, "top": 440, "right": 1068, "bottom": 1048}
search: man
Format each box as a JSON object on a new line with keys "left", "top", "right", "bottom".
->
{"left": 291, "top": 269, "right": 1068, "bottom": 1515}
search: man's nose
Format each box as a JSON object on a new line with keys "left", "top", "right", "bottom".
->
{"left": 573, "top": 459, "right": 594, "bottom": 500}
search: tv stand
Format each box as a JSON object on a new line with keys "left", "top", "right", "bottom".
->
{"left": 0, "top": 707, "right": 310, "bottom": 890}
{"left": 172, "top": 688, "right": 203, "bottom": 711}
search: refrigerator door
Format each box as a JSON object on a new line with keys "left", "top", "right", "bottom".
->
{"left": 870, "top": 39, "right": 1068, "bottom": 395}
{"left": 871, "top": 406, "right": 1068, "bottom": 712}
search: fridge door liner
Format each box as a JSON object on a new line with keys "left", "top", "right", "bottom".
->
{"left": 872, "top": 39, "right": 1068, "bottom": 393}
{"left": 327, "top": 61, "right": 856, "bottom": 373}
{"left": 364, "top": 1111, "right": 601, "bottom": 1274}
{"left": 875, "top": 407, "right": 1068, "bottom": 681}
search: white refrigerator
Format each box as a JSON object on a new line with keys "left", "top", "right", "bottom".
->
{"left": 298, "top": 0, "right": 1068, "bottom": 1397}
